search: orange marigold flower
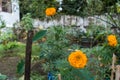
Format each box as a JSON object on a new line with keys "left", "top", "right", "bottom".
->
{"left": 45, "top": 7, "right": 56, "bottom": 16}
{"left": 107, "top": 34, "right": 118, "bottom": 47}
{"left": 68, "top": 50, "right": 88, "bottom": 69}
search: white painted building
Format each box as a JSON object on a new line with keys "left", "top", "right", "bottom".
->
{"left": 0, "top": 0, "right": 19, "bottom": 27}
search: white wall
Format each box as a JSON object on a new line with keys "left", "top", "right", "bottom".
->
{"left": 33, "top": 15, "right": 109, "bottom": 32}
{"left": 0, "top": 0, "right": 20, "bottom": 27}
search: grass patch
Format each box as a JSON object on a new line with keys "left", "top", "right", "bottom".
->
{"left": 0, "top": 44, "right": 5, "bottom": 58}
{"left": 0, "top": 41, "right": 40, "bottom": 58}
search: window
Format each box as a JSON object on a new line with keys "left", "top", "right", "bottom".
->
{"left": 0, "top": 0, "right": 12, "bottom": 13}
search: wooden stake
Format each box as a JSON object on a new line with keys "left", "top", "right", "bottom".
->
{"left": 58, "top": 74, "right": 61, "bottom": 80}
{"left": 115, "top": 65, "right": 120, "bottom": 80}
{"left": 24, "top": 30, "right": 33, "bottom": 80}
{"left": 111, "top": 53, "right": 116, "bottom": 80}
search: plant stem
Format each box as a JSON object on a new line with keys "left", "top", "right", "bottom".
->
{"left": 24, "top": 30, "right": 34, "bottom": 80}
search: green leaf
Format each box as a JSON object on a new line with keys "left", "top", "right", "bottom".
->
{"left": 17, "top": 59, "right": 25, "bottom": 75}
{"left": 32, "top": 30, "right": 47, "bottom": 42}
{"left": 79, "top": 69, "right": 94, "bottom": 80}
{"left": 0, "top": 73, "right": 7, "bottom": 80}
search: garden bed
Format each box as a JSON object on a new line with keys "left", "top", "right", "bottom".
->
{"left": 0, "top": 56, "right": 21, "bottom": 79}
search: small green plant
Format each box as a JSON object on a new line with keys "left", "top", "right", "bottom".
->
{"left": 30, "top": 73, "right": 46, "bottom": 80}
{"left": 0, "top": 28, "right": 16, "bottom": 44}
{"left": 4, "top": 41, "right": 19, "bottom": 50}
{"left": 0, "top": 73, "right": 7, "bottom": 80}
{"left": 39, "top": 25, "right": 70, "bottom": 66}
{"left": 0, "top": 17, "right": 6, "bottom": 29}
{"left": 20, "top": 13, "right": 33, "bottom": 31}
{"left": 17, "top": 59, "right": 25, "bottom": 76}
{"left": 85, "top": 24, "right": 112, "bottom": 46}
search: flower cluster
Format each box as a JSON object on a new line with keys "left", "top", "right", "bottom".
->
{"left": 107, "top": 34, "right": 118, "bottom": 47}
{"left": 68, "top": 50, "right": 88, "bottom": 69}
{"left": 45, "top": 7, "right": 56, "bottom": 16}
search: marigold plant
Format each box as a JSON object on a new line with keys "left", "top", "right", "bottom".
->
{"left": 107, "top": 34, "right": 118, "bottom": 47}
{"left": 117, "top": 4, "right": 120, "bottom": 13}
{"left": 68, "top": 50, "right": 88, "bottom": 69}
{"left": 45, "top": 7, "right": 56, "bottom": 16}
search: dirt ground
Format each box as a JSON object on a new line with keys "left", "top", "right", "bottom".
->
{"left": 0, "top": 56, "right": 21, "bottom": 79}
{"left": 0, "top": 56, "right": 47, "bottom": 80}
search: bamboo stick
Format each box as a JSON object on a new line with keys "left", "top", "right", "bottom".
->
{"left": 111, "top": 53, "right": 116, "bottom": 80}
{"left": 58, "top": 74, "right": 61, "bottom": 80}
{"left": 115, "top": 65, "right": 120, "bottom": 80}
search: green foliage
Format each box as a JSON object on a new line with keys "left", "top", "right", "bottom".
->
{"left": 19, "top": 0, "right": 119, "bottom": 18}
{"left": 17, "top": 59, "right": 25, "bottom": 75}
{"left": 0, "top": 41, "right": 20, "bottom": 57}
{"left": 20, "top": 13, "right": 33, "bottom": 31}
{"left": 90, "top": 33, "right": 120, "bottom": 65}
{"left": 30, "top": 73, "right": 46, "bottom": 80}
{"left": 61, "top": 0, "right": 87, "bottom": 16}
{"left": 82, "top": 47, "right": 111, "bottom": 80}
{"left": 101, "top": 0, "right": 117, "bottom": 13}
{"left": 0, "top": 73, "right": 7, "bottom": 80}
{"left": 4, "top": 41, "right": 19, "bottom": 50}
{"left": 85, "top": 24, "right": 112, "bottom": 44}
{"left": 0, "top": 45, "right": 4, "bottom": 57}
{"left": 39, "top": 26, "right": 70, "bottom": 74}
{"left": 0, "top": 19, "right": 12, "bottom": 48}
{"left": 83, "top": 0, "right": 104, "bottom": 15}
{"left": 83, "top": 0, "right": 118, "bottom": 15}
{"left": 104, "top": 13, "right": 120, "bottom": 35}
{"left": 0, "top": 41, "right": 40, "bottom": 58}
{"left": 32, "top": 30, "right": 47, "bottom": 42}
{"left": 19, "top": 0, "right": 58, "bottom": 19}
{"left": 38, "top": 25, "right": 117, "bottom": 79}
{"left": 39, "top": 26, "right": 70, "bottom": 62}
{"left": 66, "top": 25, "right": 111, "bottom": 48}
{"left": 61, "top": 0, "right": 118, "bottom": 16}
{"left": 54, "top": 58, "right": 94, "bottom": 80}
{"left": 94, "top": 46, "right": 113, "bottom": 64}
{"left": 0, "top": 17, "right": 6, "bottom": 29}
{"left": 39, "top": 25, "right": 99, "bottom": 80}
{"left": 0, "top": 28, "right": 16, "bottom": 45}
{"left": 0, "top": 25, "right": 113, "bottom": 79}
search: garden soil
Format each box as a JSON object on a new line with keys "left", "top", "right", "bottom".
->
{"left": 0, "top": 56, "right": 21, "bottom": 80}
{"left": 0, "top": 56, "right": 47, "bottom": 80}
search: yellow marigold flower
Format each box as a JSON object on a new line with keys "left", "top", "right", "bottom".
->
{"left": 68, "top": 50, "right": 88, "bottom": 69}
{"left": 107, "top": 34, "right": 118, "bottom": 47}
{"left": 45, "top": 7, "right": 56, "bottom": 16}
